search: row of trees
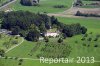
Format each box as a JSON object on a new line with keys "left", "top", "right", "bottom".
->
{"left": 73, "top": 0, "right": 83, "bottom": 7}
{"left": 75, "top": 11, "right": 100, "bottom": 17}
{"left": 61, "top": 23, "right": 87, "bottom": 38}
{"left": 0, "top": 11, "right": 87, "bottom": 41}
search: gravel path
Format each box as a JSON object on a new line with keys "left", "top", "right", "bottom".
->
{"left": 5, "top": 37, "right": 24, "bottom": 53}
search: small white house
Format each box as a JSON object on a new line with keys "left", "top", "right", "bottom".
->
{"left": 5, "top": 9, "right": 13, "bottom": 12}
{"left": 45, "top": 32, "right": 59, "bottom": 37}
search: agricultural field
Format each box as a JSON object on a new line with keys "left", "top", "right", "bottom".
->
{"left": 8, "top": 0, "right": 73, "bottom": 13}
{"left": 82, "top": 0, "right": 100, "bottom": 8}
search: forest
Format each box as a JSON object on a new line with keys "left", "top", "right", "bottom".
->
{"left": 0, "top": 11, "right": 87, "bottom": 41}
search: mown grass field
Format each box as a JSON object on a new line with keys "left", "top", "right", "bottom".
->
{"left": 0, "top": 0, "right": 7, "bottom": 4}
{"left": 9, "top": 0, "right": 73, "bottom": 13}
{"left": 0, "top": 34, "right": 22, "bottom": 51}
{"left": 82, "top": 0, "right": 100, "bottom": 8}
{"left": 0, "top": 0, "right": 10, "bottom": 6}
{"left": 0, "top": 17, "right": 99, "bottom": 66}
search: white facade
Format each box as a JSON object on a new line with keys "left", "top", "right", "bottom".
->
{"left": 45, "top": 32, "right": 59, "bottom": 37}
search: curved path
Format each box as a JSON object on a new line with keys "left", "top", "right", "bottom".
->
{"left": 0, "top": 0, "right": 17, "bottom": 10}
{"left": 5, "top": 37, "right": 24, "bottom": 53}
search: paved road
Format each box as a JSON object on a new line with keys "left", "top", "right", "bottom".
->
{"left": 0, "top": 0, "right": 17, "bottom": 10}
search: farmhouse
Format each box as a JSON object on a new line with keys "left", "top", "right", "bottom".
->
{"left": 45, "top": 32, "right": 59, "bottom": 37}
{"left": 0, "top": 29, "right": 11, "bottom": 34}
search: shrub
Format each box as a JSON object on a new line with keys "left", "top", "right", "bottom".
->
{"left": 87, "top": 37, "right": 92, "bottom": 41}
{"left": 81, "top": 26, "right": 87, "bottom": 34}
{"left": 94, "top": 45, "right": 98, "bottom": 47}
{"left": 84, "top": 34, "right": 88, "bottom": 37}
{"left": 53, "top": 5, "right": 66, "bottom": 8}
{"left": 75, "top": 41, "right": 78, "bottom": 43}
{"left": 81, "top": 37, "right": 85, "bottom": 41}
{"left": 58, "top": 38, "right": 63, "bottom": 43}
{"left": 44, "top": 37, "right": 49, "bottom": 42}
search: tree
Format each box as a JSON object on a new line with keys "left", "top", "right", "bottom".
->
{"left": 1, "top": 11, "right": 87, "bottom": 41}
{"left": 3, "top": 42, "right": 9, "bottom": 49}
{"left": 39, "top": 23, "right": 47, "bottom": 34}
{"left": 18, "top": 59, "right": 23, "bottom": 65}
{"left": 0, "top": 49, "right": 5, "bottom": 57}
{"left": 74, "top": 0, "right": 83, "bottom": 6}
{"left": 81, "top": 37, "right": 85, "bottom": 41}
{"left": 81, "top": 26, "right": 87, "bottom": 34}
{"left": 94, "top": 37, "right": 98, "bottom": 41}
{"left": 62, "top": 26, "right": 73, "bottom": 37}
{"left": 44, "top": 37, "right": 49, "bottom": 42}
{"left": 11, "top": 26, "right": 20, "bottom": 35}
{"left": 58, "top": 38, "right": 63, "bottom": 43}
{"left": 26, "top": 29, "right": 40, "bottom": 42}
{"left": 87, "top": 37, "right": 92, "bottom": 41}
{"left": 0, "top": 11, "right": 4, "bottom": 19}
{"left": 0, "top": 34, "right": 2, "bottom": 39}
{"left": 75, "top": 11, "right": 82, "bottom": 16}
{"left": 62, "top": 33, "right": 67, "bottom": 39}
{"left": 37, "top": 0, "right": 40, "bottom": 3}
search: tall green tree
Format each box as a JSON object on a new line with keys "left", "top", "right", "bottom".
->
{"left": 26, "top": 29, "right": 40, "bottom": 41}
{"left": 0, "top": 49, "right": 5, "bottom": 57}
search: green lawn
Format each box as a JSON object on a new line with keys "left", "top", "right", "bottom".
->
{"left": 58, "top": 17, "right": 100, "bottom": 30}
{"left": 0, "top": 34, "right": 22, "bottom": 51}
{"left": 0, "top": 0, "right": 10, "bottom": 6}
{"left": 1, "top": 17, "right": 99, "bottom": 66}
{"left": 81, "top": 0, "right": 100, "bottom": 8}
{"left": 9, "top": 0, "right": 73, "bottom": 13}
{"left": 0, "top": 58, "right": 100, "bottom": 66}
{"left": 0, "top": 0, "right": 7, "bottom": 4}
{"left": 5, "top": 40, "right": 41, "bottom": 58}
